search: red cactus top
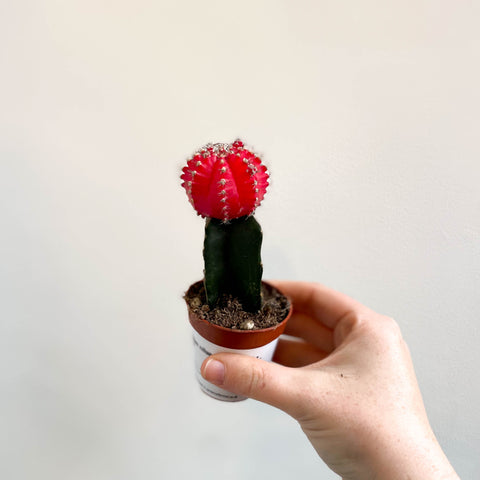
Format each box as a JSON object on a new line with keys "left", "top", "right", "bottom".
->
{"left": 181, "top": 140, "right": 269, "bottom": 221}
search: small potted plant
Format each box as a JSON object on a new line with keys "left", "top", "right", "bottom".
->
{"left": 181, "top": 140, "right": 292, "bottom": 401}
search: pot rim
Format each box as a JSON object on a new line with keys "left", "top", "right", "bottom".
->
{"left": 186, "top": 280, "right": 292, "bottom": 349}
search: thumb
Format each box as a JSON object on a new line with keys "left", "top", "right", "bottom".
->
{"left": 201, "top": 353, "right": 306, "bottom": 417}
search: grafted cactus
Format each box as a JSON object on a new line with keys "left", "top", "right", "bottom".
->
{"left": 181, "top": 140, "right": 269, "bottom": 312}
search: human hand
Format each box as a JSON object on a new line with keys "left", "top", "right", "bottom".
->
{"left": 201, "top": 281, "right": 459, "bottom": 480}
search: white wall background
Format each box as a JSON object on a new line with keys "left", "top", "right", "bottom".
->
{"left": 1, "top": 1, "right": 479, "bottom": 479}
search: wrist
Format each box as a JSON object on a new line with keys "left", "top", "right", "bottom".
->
{"left": 364, "top": 421, "right": 459, "bottom": 480}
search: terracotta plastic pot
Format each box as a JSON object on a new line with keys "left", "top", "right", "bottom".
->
{"left": 186, "top": 281, "right": 292, "bottom": 402}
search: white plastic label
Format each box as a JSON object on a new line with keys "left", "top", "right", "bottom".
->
{"left": 192, "top": 329, "right": 279, "bottom": 402}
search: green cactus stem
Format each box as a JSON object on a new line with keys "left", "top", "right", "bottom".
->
{"left": 203, "top": 215, "right": 263, "bottom": 313}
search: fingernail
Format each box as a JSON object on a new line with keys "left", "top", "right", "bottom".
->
{"left": 202, "top": 358, "right": 225, "bottom": 385}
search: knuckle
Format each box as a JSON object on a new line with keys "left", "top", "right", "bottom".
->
{"left": 347, "top": 310, "right": 404, "bottom": 345}
{"left": 373, "top": 315, "right": 403, "bottom": 346}
{"left": 381, "top": 314, "right": 402, "bottom": 334}
{"left": 244, "top": 364, "right": 267, "bottom": 396}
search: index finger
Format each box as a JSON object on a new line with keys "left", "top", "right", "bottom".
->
{"left": 270, "top": 280, "right": 370, "bottom": 329}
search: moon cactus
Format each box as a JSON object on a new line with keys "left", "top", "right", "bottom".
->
{"left": 181, "top": 140, "right": 269, "bottom": 312}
